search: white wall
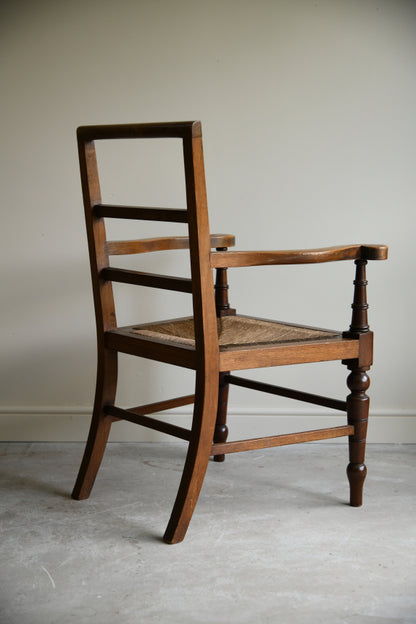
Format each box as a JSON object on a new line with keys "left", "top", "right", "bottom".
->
{"left": 1, "top": 0, "right": 415, "bottom": 442}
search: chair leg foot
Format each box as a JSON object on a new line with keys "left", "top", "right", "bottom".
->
{"left": 347, "top": 462, "right": 367, "bottom": 507}
{"left": 72, "top": 414, "right": 113, "bottom": 500}
{"left": 163, "top": 373, "right": 219, "bottom": 544}
{"left": 72, "top": 349, "right": 118, "bottom": 500}
{"left": 163, "top": 447, "right": 212, "bottom": 545}
{"left": 346, "top": 364, "right": 370, "bottom": 507}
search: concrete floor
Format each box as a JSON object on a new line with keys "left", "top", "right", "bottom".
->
{"left": 0, "top": 443, "right": 415, "bottom": 624}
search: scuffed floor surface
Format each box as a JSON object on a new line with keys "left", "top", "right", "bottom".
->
{"left": 0, "top": 443, "right": 415, "bottom": 624}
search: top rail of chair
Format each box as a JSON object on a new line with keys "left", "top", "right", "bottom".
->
{"left": 77, "top": 121, "right": 202, "bottom": 142}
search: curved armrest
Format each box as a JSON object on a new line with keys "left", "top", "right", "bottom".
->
{"left": 210, "top": 244, "right": 388, "bottom": 268}
{"left": 106, "top": 233, "right": 235, "bottom": 256}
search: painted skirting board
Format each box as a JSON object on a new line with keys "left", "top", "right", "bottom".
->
{"left": 0, "top": 407, "right": 415, "bottom": 443}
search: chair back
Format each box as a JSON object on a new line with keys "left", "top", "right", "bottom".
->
{"left": 76, "top": 121, "right": 219, "bottom": 365}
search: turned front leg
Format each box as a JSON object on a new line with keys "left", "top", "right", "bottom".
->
{"left": 346, "top": 364, "right": 370, "bottom": 506}
{"left": 343, "top": 258, "right": 373, "bottom": 506}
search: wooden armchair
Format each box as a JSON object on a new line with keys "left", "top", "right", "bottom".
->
{"left": 72, "top": 121, "right": 388, "bottom": 544}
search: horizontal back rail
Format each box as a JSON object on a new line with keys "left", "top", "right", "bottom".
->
{"left": 106, "top": 234, "right": 236, "bottom": 256}
{"left": 77, "top": 121, "right": 201, "bottom": 142}
{"left": 94, "top": 205, "right": 188, "bottom": 223}
{"left": 101, "top": 267, "right": 193, "bottom": 293}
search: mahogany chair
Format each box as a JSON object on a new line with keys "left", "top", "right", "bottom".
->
{"left": 72, "top": 121, "right": 388, "bottom": 544}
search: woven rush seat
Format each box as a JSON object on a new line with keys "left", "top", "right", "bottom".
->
{"left": 132, "top": 315, "right": 340, "bottom": 349}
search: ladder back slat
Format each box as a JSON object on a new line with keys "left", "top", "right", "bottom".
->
{"left": 101, "top": 267, "right": 193, "bottom": 293}
{"left": 94, "top": 205, "right": 189, "bottom": 223}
